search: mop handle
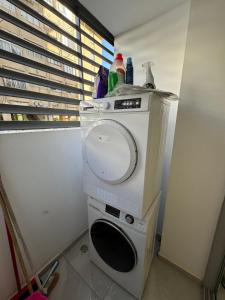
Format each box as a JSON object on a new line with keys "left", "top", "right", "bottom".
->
{"left": 0, "top": 191, "right": 33, "bottom": 294}
{"left": 0, "top": 177, "right": 34, "bottom": 270}
{"left": 5, "top": 221, "right": 22, "bottom": 293}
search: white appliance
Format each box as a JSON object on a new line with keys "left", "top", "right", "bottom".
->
{"left": 88, "top": 195, "right": 160, "bottom": 299}
{"left": 80, "top": 93, "right": 172, "bottom": 218}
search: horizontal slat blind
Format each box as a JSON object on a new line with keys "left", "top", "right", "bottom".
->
{"left": 0, "top": 0, "right": 114, "bottom": 128}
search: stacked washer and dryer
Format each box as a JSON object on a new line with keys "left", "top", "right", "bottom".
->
{"left": 80, "top": 92, "right": 175, "bottom": 299}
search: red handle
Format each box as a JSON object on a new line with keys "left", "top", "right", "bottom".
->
{"left": 5, "top": 221, "right": 21, "bottom": 293}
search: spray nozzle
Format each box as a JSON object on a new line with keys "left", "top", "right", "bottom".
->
{"left": 142, "top": 61, "right": 156, "bottom": 89}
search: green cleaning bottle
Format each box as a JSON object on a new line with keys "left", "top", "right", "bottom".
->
{"left": 108, "top": 60, "right": 118, "bottom": 94}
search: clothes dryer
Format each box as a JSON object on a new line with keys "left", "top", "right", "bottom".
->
{"left": 80, "top": 93, "right": 174, "bottom": 218}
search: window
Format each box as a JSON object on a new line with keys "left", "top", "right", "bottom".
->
{"left": 0, "top": 0, "right": 114, "bottom": 129}
{"left": 44, "top": 0, "right": 53, "bottom": 5}
{"left": 20, "top": 10, "right": 40, "bottom": 26}
{"left": 1, "top": 0, "right": 15, "bottom": 12}
{"left": 3, "top": 79, "right": 27, "bottom": 89}
{"left": 0, "top": 39, "right": 22, "bottom": 55}
{"left": 47, "top": 58, "right": 61, "bottom": 67}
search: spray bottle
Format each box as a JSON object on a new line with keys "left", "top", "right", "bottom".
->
{"left": 142, "top": 61, "right": 156, "bottom": 89}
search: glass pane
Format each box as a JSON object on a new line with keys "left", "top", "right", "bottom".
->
{"left": 84, "top": 95, "right": 92, "bottom": 101}
{"left": 91, "top": 220, "right": 136, "bottom": 272}
{"left": 0, "top": 20, "right": 81, "bottom": 65}
{"left": 80, "top": 20, "right": 102, "bottom": 44}
{"left": 0, "top": 96, "right": 80, "bottom": 121}
{"left": 82, "top": 48, "right": 102, "bottom": 65}
{"left": 19, "top": 0, "right": 80, "bottom": 38}
{"left": 0, "top": 96, "right": 79, "bottom": 110}
{"left": 80, "top": 20, "right": 114, "bottom": 71}
{"left": 83, "top": 60, "right": 99, "bottom": 74}
{"left": 0, "top": 38, "right": 82, "bottom": 78}
{"left": 83, "top": 72, "right": 95, "bottom": 83}
{"left": 0, "top": 58, "right": 82, "bottom": 90}
{"left": 0, "top": 78, "right": 83, "bottom": 100}
{"left": 102, "top": 39, "right": 114, "bottom": 54}
{"left": 81, "top": 34, "right": 114, "bottom": 64}
{"left": 0, "top": 113, "right": 79, "bottom": 121}
{"left": 0, "top": 0, "right": 16, "bottom": 12}
{"left": 1, "top": 1, "right": 81, "bottom": 51}
{"left": 84, "top": 84, "right": 93, "bottom": 93}
{"left": 0, "top": 0, "right": 114, "bottom": 127}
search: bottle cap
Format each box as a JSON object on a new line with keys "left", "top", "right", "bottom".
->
{"left": 127, "top": 57, "right": 132, "bottom": 63}
{"left": 116, "top": 53, "right": 123, "bottom": 61}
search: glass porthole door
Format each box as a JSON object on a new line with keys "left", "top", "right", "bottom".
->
{"left": 90, "top": 219, "right": 137, "bottom": 272}
{"left": 84, "top": 120, "right": 137, "bottom": 184}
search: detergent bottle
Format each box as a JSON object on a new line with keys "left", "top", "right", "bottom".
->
{"left": 108, "top": 53, "right": 125, "bottom": 94}
{"left": 126, "top": 57, "right": 133, "bottom": 84}
{"left": 115, "top": 53, "right": 125, "bottom": 85}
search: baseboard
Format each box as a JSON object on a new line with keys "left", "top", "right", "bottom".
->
{"left": 38, "top": 227, "right": 89, "bottom": 276}
{"left": 9, "top": 278, "right": 38, "bottom": 300}
{"left": 203, "top": 287, "right": 216, "bottom": 300}
{"left": 62, "top": 228, "right": 89, "bottom": 255}
{"left": 158, "top": 253, "right": 202, "bottom": 284}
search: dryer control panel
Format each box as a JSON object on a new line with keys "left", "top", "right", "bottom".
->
{"left": 114, "top": 98, "right": 141, "bottom": 110}
{"left": 80, "top": 92, "right": 153, "bottom": 114}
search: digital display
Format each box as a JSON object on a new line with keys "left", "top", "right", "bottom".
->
{"left": 114, "top": 98, "right": 141, "bottom": 109}
{"left": 105, "top": 205, "right": 120, "bottom": 218}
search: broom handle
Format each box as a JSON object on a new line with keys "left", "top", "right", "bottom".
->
{"left": 0, "top": 177, "right": 44, "bottom": 293}
{"left": 5, "top": 221, "right": 22, "bottom": 293}
{"left": 0, "top": 192, "right": 33, "bottom": 294}
{"left": 0, "top": 177, "right": 34, "bottom": 271}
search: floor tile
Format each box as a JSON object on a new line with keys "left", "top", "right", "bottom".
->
{"left": 217, "top": 285, "right": 225, "bottom": 300}
{"left": 104, "top": 283, "right": 136, "bottom": 300}
{"left": 48, "top": 257, "right": 99, "bottom": 300}
{"left": 64, "top": 234, "right": 113, "bottom": 299}
{"left": 54, "top": 233, "right": 202, "bottom": 300}
{"left": 143, "top": 257, "right": 202, "bottom": 300}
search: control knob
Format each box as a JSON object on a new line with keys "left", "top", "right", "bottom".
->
{"left": 100, "top": 102, "right": 110, "bottom": 110}
{"left": 125, "top": 214, "right": 134, "bottom": 224}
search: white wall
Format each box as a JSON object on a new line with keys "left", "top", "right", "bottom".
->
{"left": 157, "top": 102, "right": 178, "bottom": 235}
{"left": 115, "top": 1, "right": 191, "bottom": 95}
{"left": 0, "top": 129, "right": 88, "bottom": 300}
{"left": 160, "top": 0, "right": 225, "bottom": 280}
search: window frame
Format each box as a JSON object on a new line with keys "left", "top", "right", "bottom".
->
{"left": 0, "top": 0, "right": 114, "bottom": 130}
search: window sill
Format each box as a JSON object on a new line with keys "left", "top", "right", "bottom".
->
{"left": 0, "top": 127, "right": 80, "bottom": 135}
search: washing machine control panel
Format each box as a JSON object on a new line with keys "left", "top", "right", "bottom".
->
{"left": 103, "top": 204, "right": 147, "bottom": 233}
{"left": 89, "top": 197, "right": 148, "bottom": 233}
{"left": 105, "top": 204, "right": 120, "bottom": 218}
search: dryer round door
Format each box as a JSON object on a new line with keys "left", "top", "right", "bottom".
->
{"left": 84, "top": 119, "right": 137, "bottom": 184}
{"left": 90, "top": 219, "right": 137, "bottom": 273}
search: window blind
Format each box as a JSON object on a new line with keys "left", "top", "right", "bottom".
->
{"left": 0, "top": 0, "right": 114, "bottom": 130}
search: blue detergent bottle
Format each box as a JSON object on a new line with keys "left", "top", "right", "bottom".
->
{"left": 126, "top": 57, "right": 133, "bottom": 84}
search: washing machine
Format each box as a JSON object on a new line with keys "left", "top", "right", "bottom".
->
{"left": 80, "top": 92, "right": 173, "bottom": 218}
{"left": 88, "top": 194, "right": 160, "bottom": 299}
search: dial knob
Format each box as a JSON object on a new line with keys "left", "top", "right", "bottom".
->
{"left": 125, "top": 214, "right": 134, "bottom": 224}
{"left": 100, "top": 102, "right": 110, "bottom": 110}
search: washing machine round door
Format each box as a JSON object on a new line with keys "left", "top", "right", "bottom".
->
{"left": 84, "top": 120, "right": 137, "bottom": 184}
{"left": 90, "top": 219, "right": 137, "bottom": 272}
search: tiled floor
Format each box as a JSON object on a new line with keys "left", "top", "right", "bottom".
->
{"left": 49, "top": 233, "right": 202, "bottom": 300}
{"left": 218, "top": 285, "right": 225, "bottom": 300}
